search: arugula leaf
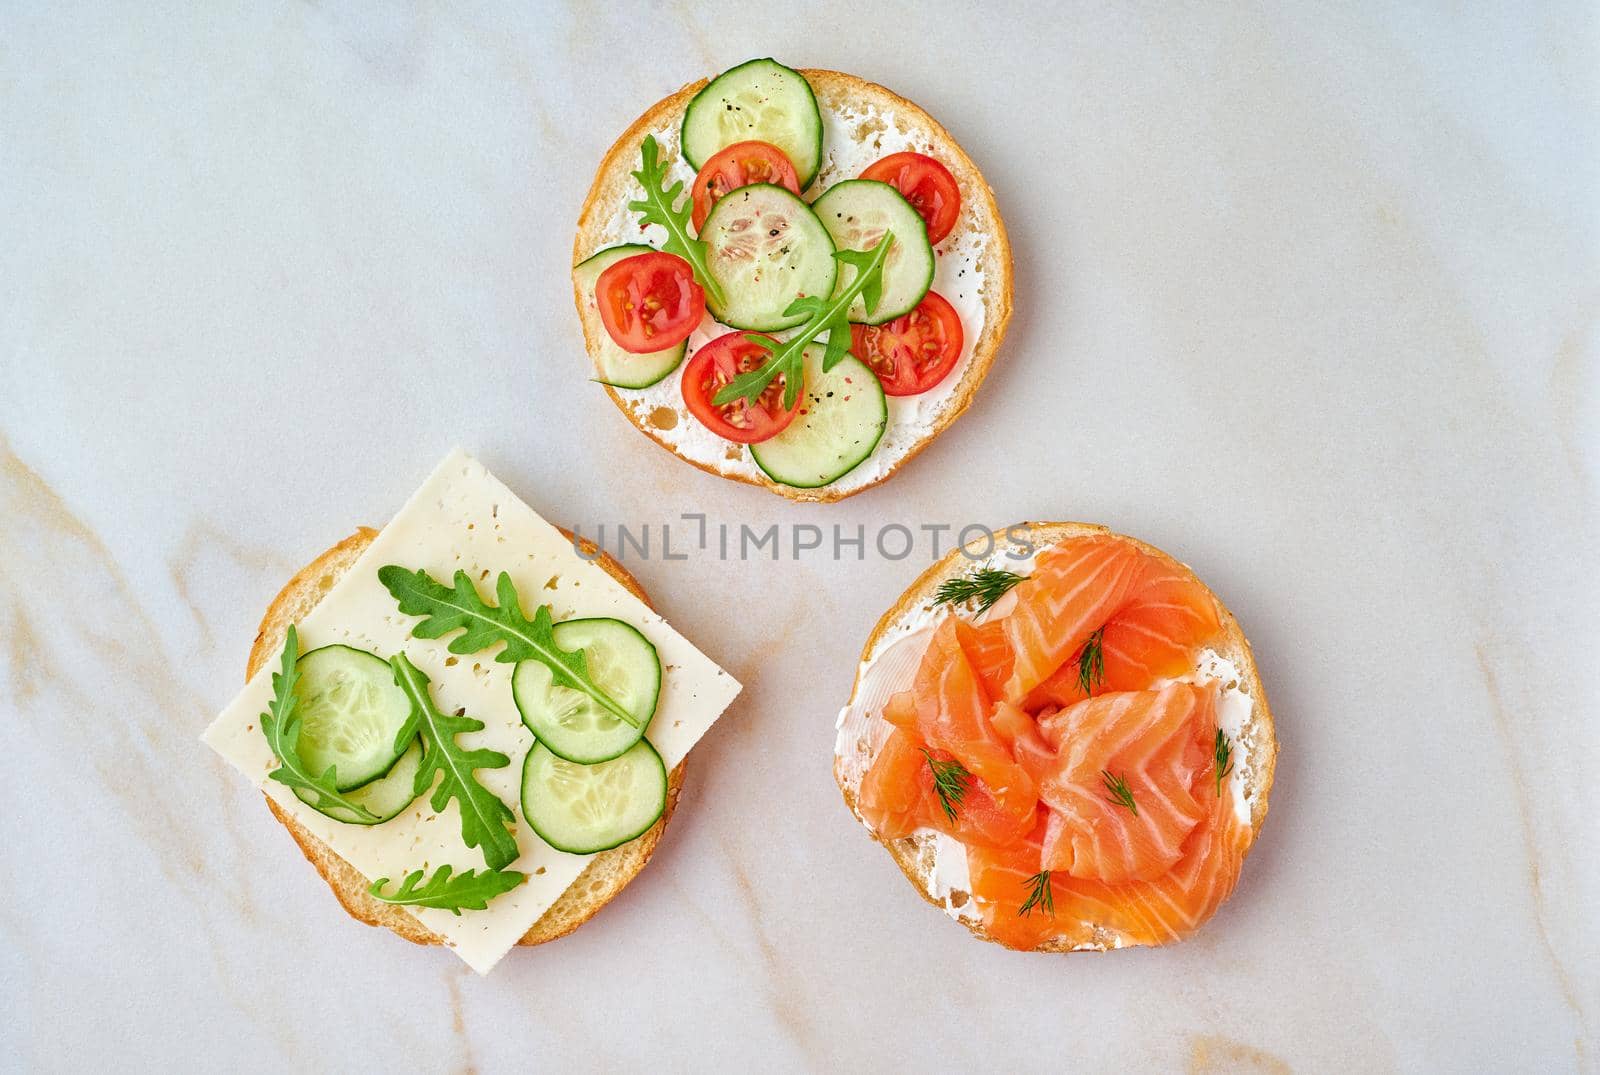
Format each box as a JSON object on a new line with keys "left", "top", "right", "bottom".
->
{"left": 833, "top": 244, "right": 888, "bottom": 327}
{"left": 368, "top": 865, "right": 526, "bottom": 915}
{"left": 388, "top": 654, "right": 520, "bottom": 871}
{"left": 259, "top": 626, "right": 381, "bottom": 823}
{"left": 712, "top": 235, "right": 896, "bottom": 410}
{"left": 378, "top": 566, "right": 641, "bottom": 729}
{"left": 628, "top": 134, "right": 726, "bottom": 308}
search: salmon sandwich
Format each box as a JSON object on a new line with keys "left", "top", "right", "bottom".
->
{"left": 835, "top": 523, "right": 1277, "bottom": 951}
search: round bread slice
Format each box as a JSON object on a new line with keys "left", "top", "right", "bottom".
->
{"left": 573, "top": 67, "right": 1014, "bottom": 503}
{"left": 834, "top": 522, "right": 1279, "bottom": 951}
{"left": 245, "top": 527, "right": 684, "bottom": 948}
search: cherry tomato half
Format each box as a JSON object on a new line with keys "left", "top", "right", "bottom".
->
{"left": 681, "top": 331, "right": 799, "bottom": 443}
{"left": 850, "top": 291, "right": 964, "bottom": 396}
{"left": 690, "top": 141, "right": 802, "bottom": 232}
{"left": 596, "top": 251, "right": 705, "bottom": 354}
{"left": 860, "top": 152, "right": 962, "bottom": 245}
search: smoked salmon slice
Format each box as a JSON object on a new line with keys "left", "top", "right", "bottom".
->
{"left": 1060, "top": 801, "right": 1250, "bottom": 946}
{"left": 1097, "top": 559, "right": 1222, "bottom": 690}
{"left": 1022, "top": 554, "right": 1222, "bottom": 709}
{"left": 967, "top": 775, "right": 1248, "bottom": 950}
{"left": 883, "top": 617, "right": 1036, "bottom": 831}
{"left": 998, "top": 537, "right": 1145, "bottom": 701}
{"left": 857, "top": 726, "right": 927, "bottom": 840}
{"left": 962, "top": 619, "right": 1013, "bottom": 700}
{"left": 1034, "top": 683, "right": 1216, "bottom": 883}
{"left": 964, "top": 814, "right": 1075, "bottom": 950}
{"left": 858, "top": 728, "right": 1038, "bottom": 849}
{"left": 990, "top": 700, "right": 1055, "bottom": 785}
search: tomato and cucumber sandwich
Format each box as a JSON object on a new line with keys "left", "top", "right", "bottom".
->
{"left": 835, "top": 524, "right": 1278, "bottom": 951}
{"left": 202, "top": 450, "right": 742, "bottom": 973}
{"left": 573, "top": 58, "right": 1013, "bottom": 502}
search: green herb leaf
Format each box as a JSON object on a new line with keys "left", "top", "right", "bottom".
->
{"left": 820, "top": 306, "right": 852, "bottom": 372}
{"left": 833, "top": 245, "right": 887, "bottom": 325}
{"left": 1076, "top": 627, "right": 1107, "bottom": 697}
{"left": 259, "top": 626, "right": 381, "bottom": 823}
{"left": 628, "top": 134, "right": 726, "bottom": 308}
{"left": 388, "top": 654, "right": 519, "bottom": 871}
{"left": 922, "top": 748, "right": 974, "bottom": 823}
{"left": 368, "top": 865, "right": 526, "bottom": 915}
{"left": 1018, "top": 870, "right": 1055, "bottom": 918}
{"left": 1101, "top": 769, "right": 1138, "bottom": 815}
{"left": 1214, "top": 728, "right": 1235, "bottom": 797}
{"left": 933, "top": 568, "right": 1025, "bottom": 615}
{"left": 378, "top": 566, "right": 641, "bottom": 729}
{"left": 712, "top": 232, "right": 896, "bottom": 411}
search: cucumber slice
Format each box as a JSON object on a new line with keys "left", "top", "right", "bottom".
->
{"left": 521, "top": 740, "right": 668, "bottom": 855}
{"left": 751, "top": 346, "right": 887, "bottom": 488}
{"left": 512, "top": 618, "right": 660, "bottom": 764}
{"left": 573, "top": 245, "right": 687, "bottom": 389}
{"left": 293, "top": 645, "right": 414, "bottom": 790}
{"left": 812, "top": 180, "right": 935, "bottom": 324}
{"left": 681, "top": 58, "right": 823, "bottom": 189}
{"left": 701, "top": 184, "right": 837, "bottom": 331}
{"left": 296, "top": 740, "right": 422, "bottom": 825}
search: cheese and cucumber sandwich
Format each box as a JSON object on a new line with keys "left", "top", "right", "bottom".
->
{"left": 834, "top": 523, "right": 1278, "bottom": 951}
{"left": 573, "top": 59, "right": 1013, "bottom": 502}
{"left": 203, "top": 450, "right": 742, "bottom": 973}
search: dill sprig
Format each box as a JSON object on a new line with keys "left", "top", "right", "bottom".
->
{"left": 1101, "top": 769, "right": 1138, "bottom": 815}
{"left": 1076, "top": 627, "right": 1107, "bottom": 696}
{"left": 1018, "top": 870, "right": 1055, "bottom": 918}
{"left": 1214, "top": 728, "right": 1235, "bottom": 796}
{"left": 922, "top": 749, "right": 973, "bottom": 822}
{"left": 933, "top": 568, "right": 1025, "bottom": 616}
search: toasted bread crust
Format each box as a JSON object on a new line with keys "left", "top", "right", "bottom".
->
{"left": 246, "top": 527, "right": 685, "bottom": 948}
{"left": 573, "top": 67, "right": 1014, "bottom": 503}
{"left": 834, "top": 522, "right": 1278, "bottom": 952}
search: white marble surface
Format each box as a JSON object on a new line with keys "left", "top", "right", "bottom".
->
{"left": 2, "top": 3, "right": 1596, "bottom": 1072}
